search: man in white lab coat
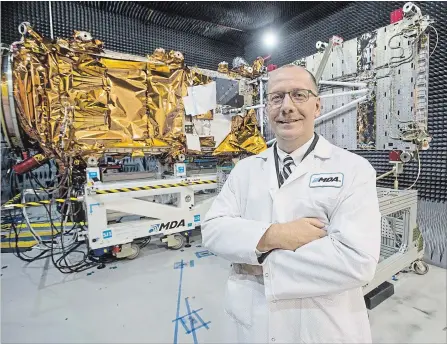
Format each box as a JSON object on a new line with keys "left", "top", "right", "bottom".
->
{"left": 202, "top": 65, "right": 381, "bottom": 344}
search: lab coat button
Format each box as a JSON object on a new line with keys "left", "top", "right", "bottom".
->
{"left": 264, "top": 273, "right": 269, "bottom": 278}
{"left": 271, "top": 338, "right": 276, "bottom": 342}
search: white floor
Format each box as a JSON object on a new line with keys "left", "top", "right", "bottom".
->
{"left": 1, "top": 234, "right": 446, "bottom": 344}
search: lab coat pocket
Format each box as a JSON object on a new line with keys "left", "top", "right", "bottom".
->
{"left": 223, "top": 273, "right": 254, "bottom": 329}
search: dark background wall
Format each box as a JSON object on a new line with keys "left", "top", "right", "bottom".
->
{"left": 1, "top": 1, "right": 244, "bottom": 69}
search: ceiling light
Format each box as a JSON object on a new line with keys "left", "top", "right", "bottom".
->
{"left": 263, "top": 32, "right": 277, "bottom": 48}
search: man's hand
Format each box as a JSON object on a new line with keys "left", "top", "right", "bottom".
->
{"left": 257, "top": 218, "right": 326, "bottom": 252}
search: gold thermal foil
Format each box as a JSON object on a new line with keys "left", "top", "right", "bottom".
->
{"left": 70, "top": 55, "right": 108, "bottom": 134}
{"left": 102, "top": 58, "right": 148, "bottom": 140}
{"left": 213, "top": 133, "right": 239, "bottom": 154}
{"left": 185, "top": 68, "right": 211, "bottom": 87}
{"left": 195, "top": 110, "right": 213, "bottom": 120}
{"left": 166, "top": 51, "right": 185, "bottom": 71}
{"left": 11, "top": 25, "right": 264, "bottom": 165}
{"left": 241, "top": 135, "right": 267, "bottom": 155}
{"left": 148, "top": 69, "right": 186, "bottom": 141}
{"left": 152, "top": 48, "right": 167, "bottom": 62}
{"left": 252, "top": 56, "right": 265, "bottom": 76}
{"left": 218, "top": 62, "right": 229, "bottom": 74}
{"left": 213, "top": 109, "right": 266, "bottom": 155}
{"left": 199, "top": 136, "right": 215, "bottom": 148}
{"left": 233, "top": 65, "right": 249, "bottom": 78}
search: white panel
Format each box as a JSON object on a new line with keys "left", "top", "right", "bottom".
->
{"left": 374, "top": 22, "right": 429, "bottom": 151}
{"left": 289, "top": 17, "right": 430, "bottom": 152}
{"left": 316, "top": 38, "right": 358, "bottom": 149}
{"left": 306, "top": 52, "right": 323, "bottom": 76}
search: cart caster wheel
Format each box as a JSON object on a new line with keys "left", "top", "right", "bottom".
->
{"left": 413, "top": 260, "right": 429, "bottom": 275}
{"left": 126, "top": 243, "right": 140, "bottom": 260}
{"left": 170, "top": 234, "right": 185, "bottom": 250}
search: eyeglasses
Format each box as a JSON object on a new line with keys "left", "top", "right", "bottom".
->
{"left": 267, "top": 89, "right": 318, "bottom": 108}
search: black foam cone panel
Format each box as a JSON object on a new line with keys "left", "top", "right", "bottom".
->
{"left": 1, "top": 1, "right": 244, "bottom": 70}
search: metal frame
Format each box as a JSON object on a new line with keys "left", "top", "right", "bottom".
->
{"left": 83, "top": 174, "right": 217, "bottom": 250}
{"left": 5, "top": 54, "right": 24, "bottom": 148}
{"left": 265, "top": 6, "right": 432, "bottom": 151}
{"left": 315, "top": 95, "right": 367, "bottom": 126}
{"left": 314, "top": 35, "right": 344, "bottom": 82}
{"left": 374, "top": 20, "right": 430, "bottom": 151}
{"left": 363, "top": 187, "right": 421, "bottom": 295}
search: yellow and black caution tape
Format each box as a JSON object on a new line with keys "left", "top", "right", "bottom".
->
{"left": 1, "top": 180, "right": 217, "bottom": 208}
{"left": 2, "top": 229, "right": 60, "bottom": 238}
{"left": 1, "top": 241, "right": 38, "bottom": 249}
{"left": 1, "top": 197, "right": 80, "bottom": 210}
{"left": 2, "top": 188, "right": 55, "bottom": 207}
{"left": 94, "top": 180, "right": 217, "bottom": 194}
{"left": 1, "top": 222, "right": 87, "bottom": 250}
{"left": 1, "top": 222, "right": 87, "bottom": 232}
{"left": 2, "top": 193, "right": 22, "bottom": 206}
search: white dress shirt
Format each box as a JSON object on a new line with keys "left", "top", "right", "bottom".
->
{"left": 276, "top": 134, "right": 315, "bottom": 169}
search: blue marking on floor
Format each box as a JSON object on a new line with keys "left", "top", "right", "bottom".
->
{"left": 185, "top": 297, "right": 198, "bottom": 344}
{"left": 173, "top": 298, "right": 211, "bottom": 333}
{"left": 195, "top": 250, "right": 215, "bottom": 259}
{"left": 192, "top": 309, "right": 211, "bottom": 331}
{"left": 172, "top": 263, "right": 210, "bottom": 343}
{"left": 179, "top": 316, "right": 189, "bottom": 333}
{"left": 174, "top": 261, "right": 188, "bottom": 269}
{"left": 173, "top": 259, "right": 184, "bottom": 344}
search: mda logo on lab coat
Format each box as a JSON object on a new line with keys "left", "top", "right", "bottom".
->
{"left": 309, "top": 173, "right": 344, "bottom": 188}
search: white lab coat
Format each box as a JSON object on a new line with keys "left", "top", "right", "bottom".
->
{"left": 202, "top": 135, "right": 381, "bottom": 344}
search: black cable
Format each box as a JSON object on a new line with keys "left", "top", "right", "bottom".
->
{"left": 27, "top": 171, "right": 100, "bottom": 273}
{"left": 30, "top": 167, "right": 70, "bottom": 197}
{"left": 47, "top": 185, "right": 96, "bottom": 273}
{"left": 29, "top": 171, "right": 79, "bottom": 222}
{"left": 136, "top": 236, "right": 152, "bottom": 249}
{"left": 6, "top": 200, "right": 52, "bottom": 262}
{"left": 48, "top": 197, "right": 90, "bottom": 273}
{"left": 55, "top": 200, "right": 105, "bottom": 272}
{"left": 1, "top": 162, "right": 53, "bottom": 262}
{"left": 5, "top": 165, "right": 111, "bottom": 273}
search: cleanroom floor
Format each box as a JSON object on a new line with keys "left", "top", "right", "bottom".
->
{"left": 1, "top": 232, "right": 446, "bottom": 344}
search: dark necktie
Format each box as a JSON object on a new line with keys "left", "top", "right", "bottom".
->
{"left": 282, "top": 155, "right": 296, "bottom": 182}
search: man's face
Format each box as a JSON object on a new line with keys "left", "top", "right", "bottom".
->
{"left": 267, "top": 67, "right": 321, "bottom": 143}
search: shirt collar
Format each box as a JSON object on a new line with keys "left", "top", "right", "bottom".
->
{"left": 255, "top": 134, "right": 333, "bottom": 167}
{"left": 276, "top": 134, "right": 315, "bottom": 164}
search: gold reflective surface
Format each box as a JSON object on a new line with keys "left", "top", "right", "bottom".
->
{"left": 218, "top": 62, "right": 229, "bottom": 74}
{"left": 11, "top": 26, "right": 266, "bottom": 163}
{"left": 214, "top": 109, "right": 266, "bottom": 155}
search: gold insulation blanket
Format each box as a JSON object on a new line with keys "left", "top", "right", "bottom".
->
{"left": 214, "top": 109, "right": 266, "bottom": 155}
{"left": 12, "top": 26, "right": 266, "bottom": 162}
